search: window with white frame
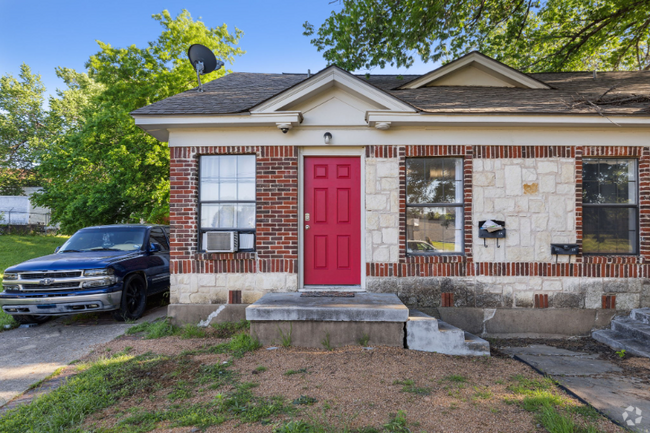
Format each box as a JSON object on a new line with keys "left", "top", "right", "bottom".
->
{"left": 199, "top": 155, "right": 256, "bottom": 251}
{"left": 582, "top": 158, "right": 638, "bottom": 254}
{"left": 405, "top": 158, "right": 464, "bottom": 254}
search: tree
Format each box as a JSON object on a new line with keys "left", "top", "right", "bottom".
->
{"left": 32, "top": 10, "right": 244, "bottom": 233}
{"left": 0, "top": 64, "right": 49, "bottom": 195}
{"left": 303, "top": 0, "right": 650, "bottom": 72}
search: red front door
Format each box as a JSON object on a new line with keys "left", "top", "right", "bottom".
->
{"left": 304, "top": 157, "right": 361, "bottom": 285}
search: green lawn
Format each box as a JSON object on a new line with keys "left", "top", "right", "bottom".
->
{"left": 0, "top": 235, "right": 70, "bottom": 330}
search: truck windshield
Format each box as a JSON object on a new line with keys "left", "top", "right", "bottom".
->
{"left": 59, "top": 228, "right": 147, "bottom": 252}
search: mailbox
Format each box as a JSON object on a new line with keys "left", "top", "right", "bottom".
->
{"left": 550, "top": 243, "right": 579, "bottom": 255}
{"left": 478, "top": 220, "right": 506, "bottom": 247}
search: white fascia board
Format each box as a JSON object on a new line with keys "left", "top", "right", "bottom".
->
{"left": 366, "top": 111, "right": 650, "bottom": 127}
{"left": 400, "top": 53, "right": 550, "bottom": 90}
{"left": 133, "top": 112, "right": 303, "bottom": 142}
{"left": 251, "top": 67, "right": 416, "bottom": 113}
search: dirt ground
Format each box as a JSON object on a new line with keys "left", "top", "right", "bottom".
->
{"left": 72, "top": 330, "right": 629, "bottom": 433}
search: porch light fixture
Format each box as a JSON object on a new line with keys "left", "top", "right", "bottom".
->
{"left": 324, "top": 132, "right": 332, "bottom": 144}
{"left": 375, "top": 122, "right": 391, "bottom": 130}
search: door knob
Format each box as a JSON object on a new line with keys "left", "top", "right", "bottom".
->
{"left": 305, "top": 225, "right": 310, "bottom": 230}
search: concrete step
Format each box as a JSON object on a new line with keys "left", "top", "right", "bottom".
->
{"left": 406, "top": 310, "right": 490, "bottom": 356}
{"left": 592, "top": 329, "right": 650, "bottom": 358}
{"left": 631, "top": 308, "right": 650, "bottom": 325}
{"left": 611, "top": 317, "right": 650, "bottom": 344}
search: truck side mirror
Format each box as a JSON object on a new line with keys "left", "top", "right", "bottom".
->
{"left": 149, "top": 243, "right": 161, "bottom": 253}
{"left": 55, "top": 246, "right": 61, "bottom": 253}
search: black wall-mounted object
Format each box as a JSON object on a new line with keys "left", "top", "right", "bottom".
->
{"left": 478, "top": 220, "right": 506, "bottom": 247}
{"left": 550, "top": 243, "right": 579, "bottom": 264}
{"left": 550, "top": 243, "right": 579, "bottom": 255}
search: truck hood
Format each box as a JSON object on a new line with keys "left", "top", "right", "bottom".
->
{"left": 5, "top": 251, "right": 142, "bottom": 272}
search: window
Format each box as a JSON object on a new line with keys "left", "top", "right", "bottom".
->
{"left": 200, "top": 155, "right": 256, "bottom": 251}
{"left": 149, "top": 227, "right": 169, "bottom": 251}
{"left": 582, "top": 158, "right": 637, "bottom": 254}
{"left": 406, "top": 158, "right": 464, "bottom": 254}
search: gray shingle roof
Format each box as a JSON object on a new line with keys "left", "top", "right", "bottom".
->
{"left": 131, "top": 69, "right": 650, "bottom": 116}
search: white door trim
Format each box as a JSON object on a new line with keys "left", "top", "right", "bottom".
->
{"left": 298, "top": 147, "right": 366, "bottom": 291}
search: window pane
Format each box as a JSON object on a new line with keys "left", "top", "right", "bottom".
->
{"left": 583, "top": 159, "right": 636, "bottom": 204}
{"left": 237, "top": 204, "right": 256, "bottom": 228}
{"left": 406, "top": 206, "right": 463, "bottom": 253}
{"left": 238, "top": 180, "right": 255, "bottom": 201}
{"left": 220, "top": 181, "right": 237, "bottom": 200}
{"left": 406, "top": 158, "right": 462, "bottom": 204}
{"left": 237, "top": 155, "right": 256, "bottom": 179}
{"left": 201, "top": 204, "right": 235, "bottom": 229}
{"left": 583, "top": 207, "right": 636, "bottom": 254}
{"left": 200, "top": 156, "right": 219, "bottom": 201}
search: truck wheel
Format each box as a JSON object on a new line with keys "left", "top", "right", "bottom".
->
{"left": 112, "top": 274, "right": 147, "bottom": 321}
{"left": 13, "top": 315, "right": 50, "bottom": 324}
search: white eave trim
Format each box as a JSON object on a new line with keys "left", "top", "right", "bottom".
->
{"left": 366, "top": 111, "right": 650, "bottom": 127}
{"left": 250, "top": 66, "right": 417, "bottom": 114}
{"left": 133, "top": 112, "right": 303, "bottom": 142}
{"left": 399, "top": 52, "right": 551, "bottom": 90}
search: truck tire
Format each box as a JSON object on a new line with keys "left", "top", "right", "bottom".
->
{"left": 112, "top": 274, "right": 147, "bottom": 321}
{"left": 13, "top": 315, "right": 50, "bottom": 325}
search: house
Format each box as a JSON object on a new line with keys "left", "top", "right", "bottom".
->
{"left": 132, "top": 51, "right": 650, "bottom": 338}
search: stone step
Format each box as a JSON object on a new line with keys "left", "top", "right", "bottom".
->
{"left": 611, "top": 317, "right": 650, "bottom": 344}
{"left": 592, "top": 329, "right": 650, "bottom": 358}
{"left": 406, "top": 310, "right": 490, "bottom": 356}
{"left": 631, "top": 308, "right": 650, "bottom": 325}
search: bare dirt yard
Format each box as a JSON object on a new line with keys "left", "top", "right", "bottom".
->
{"left": 0, "top": 321, "right": 634, "bottom": 433}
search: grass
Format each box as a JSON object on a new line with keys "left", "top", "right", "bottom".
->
{"left": 393, "top": 379, "right": 431, "bottom": 396}
{"left": 0, "top": 234, "right": 70, "bottom": 330}
{"left": 507, "top": 375, "right": 607, "bottom": 433}
{"left": 279, "top": 323, "right": 293, "bottom": 347}
{"left": 321, "top": 332, "right": 333, "bottom": 351}
{"left": 211, "top": 319, "right": 250, "bottom": 338}
{"left": 0, "top": 326, "right": 273, "bottom": 433}
{"left": 272, "top": 410, "right": 413, "bottom": 433}
{"left": 125, "top": 318, "right": 180, "bottom": 339}
{"left": 285, "top": 368, "right": 309, "bottom": 376}
{"left": 358, "top": 333, "right": 370, "bottom": 347}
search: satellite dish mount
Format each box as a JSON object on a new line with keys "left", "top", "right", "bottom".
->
{"left": 187, "top": 44, "right": 224, "bottom": 92}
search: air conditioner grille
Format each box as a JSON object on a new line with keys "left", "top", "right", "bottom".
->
{"left": 204, "top": 232, "right": 238, "bottom": 252}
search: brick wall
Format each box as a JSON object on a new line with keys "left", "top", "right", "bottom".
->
{"left": 170, "top": 146, "right": 298, "bottom": 276}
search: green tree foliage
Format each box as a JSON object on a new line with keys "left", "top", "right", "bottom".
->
{"left": 0, "top": 65, "right": 49, "bottom": 195}
{"left": 31, "top": 10, "right": 243, "bottom": 233}
{"left": 304, "top": 0, "right": 650, "bottom": 72}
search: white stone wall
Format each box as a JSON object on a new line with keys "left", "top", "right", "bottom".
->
{"left": 365, "top": 158, "right": 400, "bottom": 262}
{"left": 473, "top": 158, "right": 575, "bottom": 262}
{"left": 170, "top": 273, "right": 297, "bottom": 304}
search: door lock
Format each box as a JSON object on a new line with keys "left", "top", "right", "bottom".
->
{"left": 305, "top": 213, "right": 310, "bottom": 221}
{"left": 305, "top": 225, "right": 310, "bottom": 230}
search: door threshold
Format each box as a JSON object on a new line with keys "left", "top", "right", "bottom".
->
{"left": 299, "top": 285, "right": 365, "bottom": 293}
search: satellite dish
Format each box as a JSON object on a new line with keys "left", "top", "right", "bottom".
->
{"left": 187, "top": 44, "right": 224, "bottom": 92}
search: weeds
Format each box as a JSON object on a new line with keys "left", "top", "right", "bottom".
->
{"left": 279, "top": 323, "right": 293, "bottom": 347}
{"left": 393, "top": 379, "right": 431, "bottom": 396}
{"left": 358, "top": 333, "right": 370, "bottom": 347}
{"left": 211, "top": 319, "right": 250, "bottom": 338}
{"left": 285, "top": 368, "right": 309, "bottom": 376}
{"left": 293, "top": 395, "right": 318, "bottom": 405}
{"left": 179, "top": 323, "right": 207, "bottom": 339}
{"left": 210, "top": 332, "right": 262, "bottom": 358}
{"left": 321, "top": 332, "right": 333, "bottom": 351}
{"left": 441, "top": 374, "right": 468, "bottom": 384}
{"left": 126, "top": 318, "right": 179, "bottom": 339}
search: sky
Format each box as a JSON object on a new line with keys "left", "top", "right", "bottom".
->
{"left": 0, "top": 0, "right": 437, "bottom": 100}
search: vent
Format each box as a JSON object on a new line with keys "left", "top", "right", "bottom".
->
{"left": 203, "top": 232, "right": 238, "bottom": 253}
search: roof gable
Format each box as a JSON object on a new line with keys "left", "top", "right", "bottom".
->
{"left": 251, "top": 65, "right": 417, "bottom": 113}
{"left": 399, "top": 52, "right": 551, "bottom": 90}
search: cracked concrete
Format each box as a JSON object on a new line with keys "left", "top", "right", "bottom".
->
{"left": 504, "top": 344, "right": 650, "bottom": 432}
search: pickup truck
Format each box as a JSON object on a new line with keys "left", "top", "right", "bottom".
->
{"left": 0, "top": 224, "right": 170, "bottom": 323}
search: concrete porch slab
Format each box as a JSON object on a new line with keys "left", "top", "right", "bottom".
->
{"left": 246, "top": 293, "right": 409, "bottom": 322}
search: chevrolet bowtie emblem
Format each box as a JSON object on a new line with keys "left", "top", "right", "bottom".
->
{"left": 40, "top": 278, "right": 55, "bottom": 285}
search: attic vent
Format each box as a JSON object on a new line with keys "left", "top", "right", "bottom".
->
{"left": 203, "top": 232, "right": 238, "bottom": 253}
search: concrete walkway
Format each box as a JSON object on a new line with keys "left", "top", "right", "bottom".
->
{"left": 503, "top": 344, "right": 650, "bottom": 432}
{"left": 0, "top": 307, "right": 166, "bottom": 408}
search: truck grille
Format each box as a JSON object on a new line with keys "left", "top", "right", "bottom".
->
{"left": 20, "top": 272, "right": 82, "bottom": 279}
{"left": 22, "top": 282, "right": 81, "bottom": 291}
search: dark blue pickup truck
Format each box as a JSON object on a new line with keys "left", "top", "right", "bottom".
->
{"left": 0, "top": 224, "right": 170, "bottom": 323}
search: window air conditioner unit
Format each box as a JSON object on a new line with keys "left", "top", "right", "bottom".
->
{"left": 203, "top": 231, "right": 238, "bottom": 252}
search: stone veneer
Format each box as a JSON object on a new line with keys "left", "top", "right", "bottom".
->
{"left": 472, "top": 157, "right": 576, "bottom": 262}
{"left": 170, "top": 273, "right": 298, "bottom": 304}
{"left": 365, "top": 157, "right": 400, "bottom": 262}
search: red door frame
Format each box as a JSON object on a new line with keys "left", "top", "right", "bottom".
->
{"left": 303, "top": 156, "right": 361, "bottom": 285}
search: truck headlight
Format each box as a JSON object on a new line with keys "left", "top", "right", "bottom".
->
{"left": 4, "top": 273, "right": 18, "bottom": 280}
{"left": 83, "top": 269, "right": 114, "bottom": 277}
{"left": 82, "top": 277, "right": 117, "bottom": 288}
